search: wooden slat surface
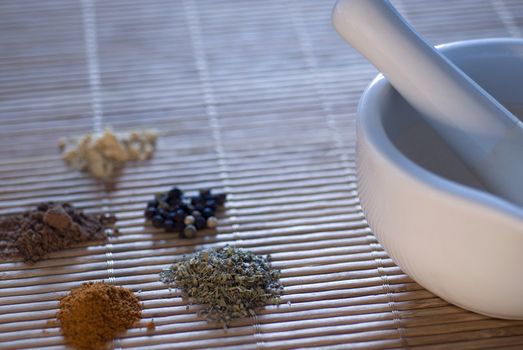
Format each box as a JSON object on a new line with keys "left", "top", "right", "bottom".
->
{"left": 1, "top": 0, "right": 522, "bottom": 349}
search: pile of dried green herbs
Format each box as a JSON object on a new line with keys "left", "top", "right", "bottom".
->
{"left": 160, "top": 245, "right": 283, "bottom": 327}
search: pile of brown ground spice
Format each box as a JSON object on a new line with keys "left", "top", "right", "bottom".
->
{"left": 58, "top": 282, "right": 141, "bottom": 350}
{"left": 0, "top": 202, "right": 115, "bottom": 263}
{"left": 59, "top": 127, "right": 158, "bottom": 180}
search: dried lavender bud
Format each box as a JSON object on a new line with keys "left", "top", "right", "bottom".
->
{"left": 160, "top": 246, "right": 283, "bottom": 327}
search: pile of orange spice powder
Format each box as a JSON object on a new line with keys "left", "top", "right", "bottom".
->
{"left": 57, "top": 282, "right": 141, "bottom": 350}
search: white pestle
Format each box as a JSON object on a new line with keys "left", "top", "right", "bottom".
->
{"left": 332, "top": 0, "right": 523, "bottom": 207}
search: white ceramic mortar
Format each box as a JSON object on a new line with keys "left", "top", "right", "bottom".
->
{"left": 357, "top": 38, "right": 523, "bottom": 319}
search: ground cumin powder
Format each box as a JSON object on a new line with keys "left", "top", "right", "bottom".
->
{"left": 57, "top": 282, "right": 141, "bottom": 350}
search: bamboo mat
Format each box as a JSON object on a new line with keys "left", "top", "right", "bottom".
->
{"left": 1, "top": 0, "right": 523, "bottom": 349}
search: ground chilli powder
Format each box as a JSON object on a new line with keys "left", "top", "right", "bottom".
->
{"left": 58, "top": 282, "right": 141, "bottom": 350}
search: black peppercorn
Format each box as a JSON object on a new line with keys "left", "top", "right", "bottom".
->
{"left": 202, "top": 207, "right": 214, "bottom": 218}
{"left": 152, "top": 215, "right": 164, "bottom": 228}
{"left": 179, "top": 203, "right": 191, "bottom": 213}
{"left": 194, "top": 215, "right": 206, "bottom": 230}
{"left": 168, "top": 187, "right": 182, "bottom": 199}
{"left": 163, "top": 219, "right": 176, "bottom": 232}
{"left": 158, "top": 198, "right": 170, "bottom": 210}
{"left": 205, "top": 200, "right": 217, "bottom": 210}
{"left": 156, "top": 208, "right": 167, "bottom": 218}
{"left": 144, "top": 186, "right": 227, "bottom": 237}
{"left": 215, "top": 193, "right": 226, "bottom": 205}
{"left": 144, "top": 207, "right": 157, "bottom": 219}
{"left": 175, "top": 221, "right": 185, "bottom": 234}
{"left": 174, "top": 209, "right": 186, "bottom": 221}
{"left": 199, "top": 189, "right": 212, "bottom": 198}
{"left": 166, "top": 196, "right": 180, "bottom": 207}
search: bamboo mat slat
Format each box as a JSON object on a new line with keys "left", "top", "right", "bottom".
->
{"left": 1, "top": 0, "right": 523, "bottom": 349}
